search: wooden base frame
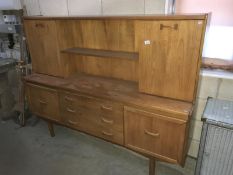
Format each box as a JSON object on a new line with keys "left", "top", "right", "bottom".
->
{"left": 149, "top": 157, "right": 156, "bottom": 175}
{"left": 47, "top": 121, "right": 55, "bottom": 137}
{"left": 46, "top": 121, "right": 157, "bottom": 175}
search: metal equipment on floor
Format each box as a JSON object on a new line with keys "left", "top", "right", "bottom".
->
{"left": 195, "top": 98, "right": 233, "bottom": 175}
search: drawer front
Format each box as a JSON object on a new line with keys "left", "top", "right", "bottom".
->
{"left": 27, "top": 84, "right": 60, "bottom": 122}
{"left": 60, "top": 92, "right": 124, "bottom": 145}
{"left": 124, "top": 106, "right": 187, "bottom": 164}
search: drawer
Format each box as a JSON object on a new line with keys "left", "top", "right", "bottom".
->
{"left": 60, "top": 92, "right": 124, "bottom": 145}
{"left": 61, "top": 92, "right": 123, "bottom": 114}
{"left": 124, "top": 106, "right": 188, "bottom": 164}
{"left": 77, "top": 110, "right": 124, "bottom": 145}
{"left": 99, "top": 125, "right": 124, "bottom": 145}
{"left": 27, "top": 84, "right": 60, "bottom": 122}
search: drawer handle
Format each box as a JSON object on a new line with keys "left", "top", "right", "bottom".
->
{"left": 160, "top": 24, "right": 178, "bottom": 30}
{"left": 144, "top": 130, "right": 160, "bottom": 137}
{"left": 65, "top": 96, "right": 75, "bottom": 102}
{"left": 101, "top": 105, "right": 113, "bottom": 111}
{"left": 66, "top": 107, "right": 76, "bottom": 113}
{"left": 68, "top": 120, "right": 78, "bottom": 125}
{"left": 102, "top": 131, "right": 113, "bottom": 136}
{"left": 38, "top": 100, "right": 47, "bottom": 105}
{"left": 101, "top": 118, "right": 114, "bottom": 124}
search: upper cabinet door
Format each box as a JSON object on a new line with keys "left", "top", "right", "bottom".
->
{"left": 137, "top": 20, "right": 205, "bottom": 102}
{"left": 24, "top": 20, "right": 62, "bottom": 77}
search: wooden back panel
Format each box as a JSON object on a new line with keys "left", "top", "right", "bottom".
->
{"left": 56, "top": 20, "right": 138, "bottom": 81}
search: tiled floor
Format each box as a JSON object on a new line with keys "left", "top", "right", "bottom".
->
{"left": 0, "top": 117, "right": 196, "bottom": 175}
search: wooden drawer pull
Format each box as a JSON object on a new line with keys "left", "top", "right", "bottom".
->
{"left": 38, "top": 100, "right": 47, "bottom": 105}
{"left": 102, "top": 131, "right": 113, "bottom": 136}
{"left": 64, "top": 96, "right": 75, "bottom": 102}
{"left": 66, "top": 107, "right": 76, "bottom": 113}
{"left": 101, "top": 118, "right": 114, "bottom": 124}
{"left": 144, "top": 130, "right": 160, "bottom": 137}
{"left": 160, "top": 24, "right": 178, "bottom": 30}
{"left": 68, "top": 120, "right": 78, "bottom": 125}
{"left": 101, "top": 105, "right": 113, "bottom": 111}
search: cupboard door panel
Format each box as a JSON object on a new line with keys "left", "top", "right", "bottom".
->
{"left": 27, "top": 84, "right": 60, "bottom": 122}
{"left": 124, "top": 106, "right": 188, "bottom": 164}
{"left": 137, "top": 20, "right": 204, "bottom": 102}
{"left": 24, "top": 20, "right": 62, "bottom": 76}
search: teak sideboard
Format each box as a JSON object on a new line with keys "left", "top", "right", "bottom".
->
{"left": 23, "top": 14, "right": 208, "bottom": 175}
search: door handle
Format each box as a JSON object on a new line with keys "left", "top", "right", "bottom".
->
{"left": 144, "top": 130, "right": 160, "bottom": 137}
{"left": 160, "top": 24, "right": 178, "bottom": 30}
{"left": 35, "top": 23, "right": 45, "bottom": 28}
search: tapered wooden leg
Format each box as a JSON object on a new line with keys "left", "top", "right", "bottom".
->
{"left": 47, "top": 121, "right": 55, "bottom": 137}
{"left": 149, "top": 158, "right": 156, "bottom": 175}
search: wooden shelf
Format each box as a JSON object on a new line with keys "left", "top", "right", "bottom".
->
{"left": 61, "top": 47, "right": 139, "bottom": 60}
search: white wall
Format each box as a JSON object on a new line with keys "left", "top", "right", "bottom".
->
{"left": 22, "top": 0, "right": 168, "bottom": 16}
{"left": 176, "top": 0, "right": 233, "bottom": 61}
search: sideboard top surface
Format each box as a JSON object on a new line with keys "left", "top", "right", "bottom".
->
{"left": 24, "top": 73, "right": 193, "bottom": 120}
{"left": 23, "top": 13, "right": 208, "bottom": 20}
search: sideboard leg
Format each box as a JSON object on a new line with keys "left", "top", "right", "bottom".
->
{"left": 47, "top": 121, "right": 55, "bottom": 137}
{"left": 149, "top": 157, "right": 156, "bottom": 175}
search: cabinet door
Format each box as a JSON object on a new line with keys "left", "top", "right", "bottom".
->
{"left": 27, "top": 84, "right": 60, "bottom": 122}
{"left": 137, "top": 20, "right": 205, "bottom": 102}
{"left": 124, "top": 106, "right": 188, "bottom": 164}
{"left": 24, "top": 20, "right": 62, "bottom": 76}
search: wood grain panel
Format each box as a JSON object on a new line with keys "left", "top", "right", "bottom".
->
{"left": 24, "top": 20, "right": 63, "bottom": 77}
{"left": 56, "top": 20, "right": 138, "bottom": 81}
{"left": 73, "top": 55, "right": 138, "bottom": 81}
{"left": 27, "top": 83, "right": 60, "bottom": 122}
{"left": 124, "top": 106, "right": 188, "bottom": 164}
{"left": 137, "top": 20, "right": 204, "bottom": 102}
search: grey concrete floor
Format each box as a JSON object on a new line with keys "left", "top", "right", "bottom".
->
{"left": 0, "top": 117, "right": 196, "bottom": 175}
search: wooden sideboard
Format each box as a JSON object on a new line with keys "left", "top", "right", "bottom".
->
{"left": 23, "top": 14, "right": 208, "bottom": 175}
